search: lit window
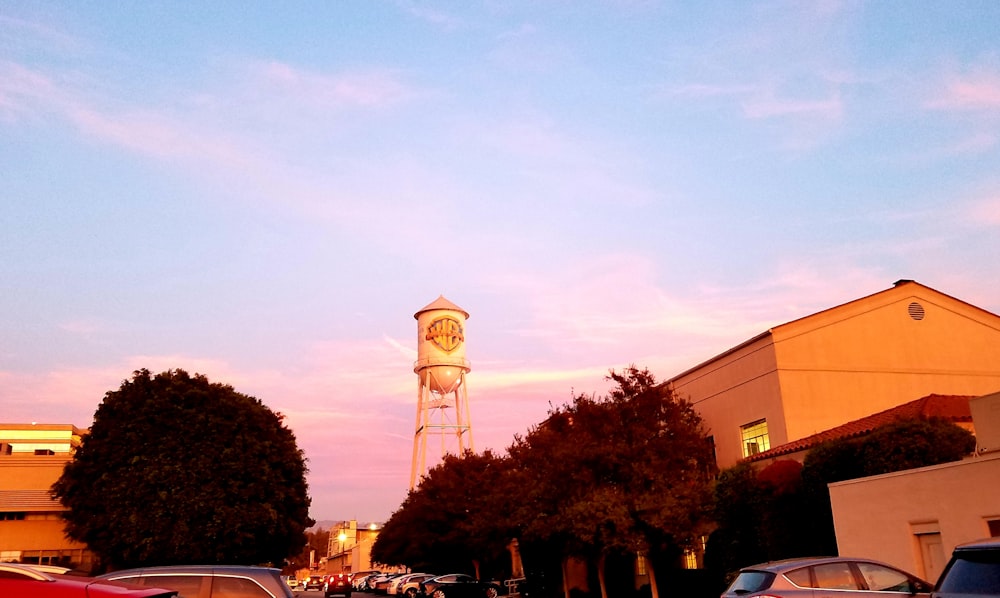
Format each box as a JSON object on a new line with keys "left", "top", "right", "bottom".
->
{"left": 635, "top": 553, "right": 647, "bottom": 576}
{"left": 741, "top": 419, "right": 770, "bottom": 457}
{"left": 684, "top": 549, "right": 697, "bottom": 569}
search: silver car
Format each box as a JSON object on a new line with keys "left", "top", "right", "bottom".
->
{"left": 723, "top": 556, "right": 931, "bottom": 598}
{"left": 97, "top": 565, "right": 294, "bottom": 598}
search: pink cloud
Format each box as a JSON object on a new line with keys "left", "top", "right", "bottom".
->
{"left": 928, "top": 71, "right": 1000, "bottom": 111}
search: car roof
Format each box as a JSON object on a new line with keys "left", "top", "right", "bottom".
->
{"left": 953, "top": 537, "right": 1000, "bottom": 551}
{"left": 105, "top": 565, "right": 281, "bottom": 575}
{"left": 738, "top": 555, "right": 906, "bottom": 574}
{"left": 0, "top": 562, "right": 58, "bottom": 580}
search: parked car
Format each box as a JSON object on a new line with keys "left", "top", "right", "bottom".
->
{"left": 323, "top": 572, "right": 351, "bottom": 597}
{"left": 371, "top": 573, "right": 406, "bottom": 595}
{"left": 933, "top": 537, "right": 1000, "bottom": 598}
{"left": 387, "top": 573, "right": 432, "bottom": 596}
{"left": 352, "top": 571, "right": 381, "bottom": 591}
{"left": 419, "top": 574, "right": 501, "bottom": 598}
{"left": 395, "top": 573, "right": 436, "bottom": 597}
{"left": 721, "top": 556, "right": 931, "bottom": 598}
{"left": 96, "top": 565, "right": 295, "bottom": 598}
{"left": 0, "top": 562, "right": 178, "bottom": 598}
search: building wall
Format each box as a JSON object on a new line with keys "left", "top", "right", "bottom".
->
{"left": 669, "top": 335, "right": 786, "bottom": 469}
{"left": 0, "top": 424, "right": 91, "bottom": 568}
{"left": 829, "top": 452, "right": 1000, "bottom": 583}
{"left": 774, "top": 285, "right": 1000, "bottom": 443}
{"left": 667, "top": 282, "right": 1000, "bottom": 469}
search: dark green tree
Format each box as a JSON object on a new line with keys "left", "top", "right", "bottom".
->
{"left": 372, "top": 449, "right": 517, "bottom": 578}
{"left": 509, "top": 366, "right": 715, "bottom": 598}
{"left": 52, "top": 369, "right": 313, "bottom": 570}
{"left": 285, "top": 528, "right": 331, "bottom": 573}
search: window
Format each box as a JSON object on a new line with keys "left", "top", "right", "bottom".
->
{"left": 0, "top": 513, "right": 26, "bottom": 521}
{"left": 635, "top": 552, "right": 647, "bottom": 576}
{"left": 212, "top": 576, "right": 271, "bottom": 598}
{"left": 988, "top": 519, "right": 1000, "bottom": 537}
{"left": 740, "top": 419, "right": 770, "bottom": 457}
{"left": 812, "top": 562, "right": 859, "bottom": 590}
{"left": 133, "top": 575, "right": 204, "bottom": 598}
{"left": 684, "top": 549, "right": 697, "bottom": 569}
{"left": 856, "top": 562, "right": 912, "bottom": 592}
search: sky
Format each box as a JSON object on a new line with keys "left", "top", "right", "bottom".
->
{"left": 3, "top": 1, "right": 1000, "bottom": 524}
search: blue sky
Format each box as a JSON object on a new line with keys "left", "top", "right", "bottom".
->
{"left": 3, "top": 1, "right": 1000, "bottom": 523}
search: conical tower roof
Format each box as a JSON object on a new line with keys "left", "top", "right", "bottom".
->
{"left": 414, "top": 295, "right": 469, "bottom": 319}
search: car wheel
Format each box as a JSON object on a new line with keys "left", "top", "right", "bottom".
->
{"left": 432, "top": 590, "right": 446, "bottom": 598}
{"left": 484, "top": 587, "right": 499, "bottom": 598}
{"left": 405, "top": 589, "right": 417, "bottom": 598}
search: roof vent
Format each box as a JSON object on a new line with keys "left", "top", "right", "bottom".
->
{"left": 908, "top": 302, "right": 925, "bottom": 321}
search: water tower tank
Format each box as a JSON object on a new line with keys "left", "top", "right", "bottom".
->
{"left": 413, "top": 295, "right": 470, "bottom": 394}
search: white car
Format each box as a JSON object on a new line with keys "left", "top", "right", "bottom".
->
{"left": 395, "top": 574, "right": 436, "bottom": 598}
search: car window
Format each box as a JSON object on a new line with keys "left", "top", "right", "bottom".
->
{"left": 855, "top": 562, "right": 912, "bottom": 592}
{"left": 211, "top": 575, "right": 272, "bottom": 598}
{"left": 726, "top": 570, "right": 775, "bottom": 594}
{"left": 812, "top": 562, "right": 860, "bottom": 590}
{"left": 142, "top": 574, "right": 206, "bottom": 598}
{"left": 938, "top": 550, "right": 1000, "bottom": 594}
{"left": 785, "top": 567, "right": 814, "bottom": 588}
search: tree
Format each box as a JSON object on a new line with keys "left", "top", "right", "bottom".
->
{"left": 52, "top": 369, "right": 313, "bottom": 570}
{"left": 285, "top": 528, "right": 331, "bottom": 573}
{"left": 372, "top": 450, "right": 517, "bottom": 578}
{"left": 509, "top": 366, "right": 715, "bottom": 598}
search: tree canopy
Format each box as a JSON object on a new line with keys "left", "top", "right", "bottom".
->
{"left": 375, "top": 366, "right": 715, "bottom": 598}
{"left": 52, "top": 369, "right": 313, "bottom": 570}
{"left": 372, "top": 449, "right": 517, "bottom": 577}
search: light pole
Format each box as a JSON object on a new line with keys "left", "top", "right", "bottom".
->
{"left": 338, "top": 531, "right": 348, "bottom": 571}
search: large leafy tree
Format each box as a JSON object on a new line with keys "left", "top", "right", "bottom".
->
{"left": 372, "top": 449, "right": 517, "bottom": 578}
{"left": 52, "top": 369, "right": 313, "bottom": 570}
{"left": 510, "top": 366, "right": 715, "bottom": 598}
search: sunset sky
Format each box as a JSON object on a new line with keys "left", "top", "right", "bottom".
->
{"left": 3, "top": 2, "right": 1000, "bottom": 524}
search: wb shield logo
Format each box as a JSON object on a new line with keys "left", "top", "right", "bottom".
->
{"left": 426, "top": 317, "right": 464, "bottom": 352}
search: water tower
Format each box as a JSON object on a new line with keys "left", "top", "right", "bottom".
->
{"left": 410, "top": 295, "right": 473, "bottom": 489}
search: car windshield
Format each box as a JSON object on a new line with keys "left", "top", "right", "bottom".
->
{"left": 726, "top": 570, "right": 775, "bottom": 595}
{"left": 938, "top": 550, "right": 1000, "bottom": 594}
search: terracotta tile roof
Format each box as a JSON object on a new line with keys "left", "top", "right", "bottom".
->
{"left": 0, "top": 489, "right": 65, "bottom": 512}
{"left": 745, "top": 394, "right": 974, "bottom": 462}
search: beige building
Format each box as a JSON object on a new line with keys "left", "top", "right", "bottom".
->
{"left": 666, "top": 280, "right": 1000, "bottom": 470}
{"left": 326, "top": 519, "right": 382, "bottom": 575}
{"left": 0, "top": 423, "right": 92, "bottom": 569}
{"left": 829, "top": 391, "right": 1000, "bottom": 583}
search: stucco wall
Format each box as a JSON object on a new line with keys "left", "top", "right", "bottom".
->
{"left": 775, "top": 288, "right": 1000, "bottom": 442}
{"left": 667, "top": 282, "right": 1000, "bottom": 469}
{"left": 829, "top": 453, "right": 1000, "bottom": 582}
{"left": 669, "top": 335, "right": 785, "bottom": 469}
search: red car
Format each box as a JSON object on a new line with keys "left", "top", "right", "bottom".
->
{"left": 0, "top": 562, "right": 177, "bottom": 598}
{"left": 324, "top": 572, "right": 352, "bottom": 597}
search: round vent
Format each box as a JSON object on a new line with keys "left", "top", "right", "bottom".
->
{"left": 908, "top": 302, "right": 925, "bottom": 321}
